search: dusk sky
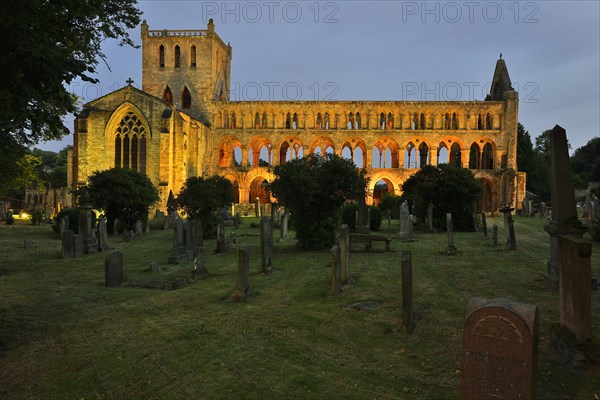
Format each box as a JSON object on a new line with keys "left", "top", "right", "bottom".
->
{"left": 43, "top": 0, "right": 599, "bottom": 154}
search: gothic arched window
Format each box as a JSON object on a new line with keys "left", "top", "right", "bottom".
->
{"left": 114, "top": 112, "right": 148, "bottom": 174}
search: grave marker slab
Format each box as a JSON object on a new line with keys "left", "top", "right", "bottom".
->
{"left": 446, "top": 213, "right": 458, "bottom": 255}
{"left": 461, "top": 297, "right": 539, "bottom": 400}
{"left": 500, "top": 206, "right": 517, "bottom": 250}
{"left": 492, "top": 224, "right": 498, "bottom": 246}
{"left": 192, "top": 246, "right": 209, "bottom": 279}
{"left": 232, "top": 245, "right": 250, "bottom": 300}
{"left": 339, "top": 224, "right": 350, "bottom": 285}
{"left": 399, "top": 201, "right": 411, "bottom": 241}
{"left": 260, "top": 217, "right": 273, "bottom": 274}
{"left": 105, "top": 251, "right": 124, "bottom": 287}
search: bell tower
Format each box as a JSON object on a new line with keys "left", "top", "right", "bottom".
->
{"left": 141, "top": 19, "right": 232, "bottom": 118}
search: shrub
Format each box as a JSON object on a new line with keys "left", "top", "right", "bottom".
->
{"left": 54, "top": 207, "right": 97, "bottom": 234}
{"left": 378, "top": 195, "right": 403, "bottom": 219}
{"left": 342, "top": 203, "right": 382, "bottom": 232}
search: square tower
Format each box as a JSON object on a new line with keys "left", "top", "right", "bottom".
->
{"left": 141, "top": 19, "right": 232, "bottom": 119}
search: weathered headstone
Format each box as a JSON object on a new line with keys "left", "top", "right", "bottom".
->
{"left": 78, "top": 189, "right": 96, "bottom": 254}
{"left": 61, "top": 229, "right": 75, "bottom": 258}
{"left": 408, "top": 214, "right": 414, "bottom": 241}
{"left": 492, "top": 224, "right": 498, "bottom": 246}
{"left": 544, "top": 125, "right": 587, "bottom": 290}
{"left": 191, "top": 220, "right": 203, "bottom": 250}
{"left": 528, "top": 199, "right": 534, "bottom": 217}
{"left": 499, "top": 206, "right": 517, "bottom": 250}
{"left": 232, "top": 245, "right": 250, "bottom": 300}
{"left": 398, "top": 201, "right": 411, "bottom": 241}
{"left": 330, "top": 245, "right": 341, "bottom": 296}
{"left": 260, "top": 217, "right": 273, "bottom": 274}
{"left": 539, "top": 202, "right": 546, "bottom": 218}
{"left": 446, "top": 213, "right": 458, "bottom": 255}
{"left": 216, "top": 219, "right": 229, "bottom": 253}
{"left": 401, "top": 251, "right": 414, "bottom": 333}
{"left": 254, "top": 198, "right": 260, "bottom": 217}
{"left": 356, "top": 196, "right": 369, "bottom": 234}
{"left": 134, "top": 220, "right": 143, "bottom": 237}
{"left": 168, "top": 216, "right": 187, "bottom": 264}
{"left": 182, "top": 220, "right": 194, "bottom": 259}
{"left": 339, "top": 224, "right": 350, "bottom": 285}
{"left": 73, "top": 234, "right": 84, "bottom": 257}
{"left": 105, "top": 251, "right": 124, "bottom": 287}
{"left": 280, "top": 212, "right": 289, "bottom": 239}
{"left": 113, "top": 218, "right": 119, "bottom": 235}
{"left": 149, "top": 261, "right": 160, "bottom": 273}
{"left": 59, "top": 218, "right": 66, "bottom": 235}
{"left": 461, "top": 297, "right": 539, "bottom": 400}
{"left": 259, "top": 204, "right": 265, "bottom": 218}
{"left": 192, "top": 246, "right": 209, "bottom": 279}
{"left": 97, "top": 215, "right": 108, "bottom": 251}
{"left": 557, "top": 235, "right": 592, "bottom": 341}
{"left": 427, "top": 203, "right": 434, "bottom": 233}
{"left": 481, "top": 212, "right": 488, "bottom": 238}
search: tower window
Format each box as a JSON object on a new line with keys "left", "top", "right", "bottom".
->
{"left": 174, "top": 45, "right": 181, "bottom": 68}
{"left": 182, "top": 86, "right": 191, "bottom": 109}
{"left": 190, "top": 45, "right": 196, "bottom": 67}
{"left": 159, "top": 45, "right": 165, "bottom": 68}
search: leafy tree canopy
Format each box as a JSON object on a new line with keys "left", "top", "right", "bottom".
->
{"left": 571, "top": 137, "right": 600, "bottom": 184}
{"left": 0, "top": 0, "right": 141, "bottom": 146}
{"left": 88, "top": 168, "right": 158, "bottom": 230}
{"left": 402, "top": 164, "right": 483, "bottom": 231}
{"left": 177, "top": 175, "right": 235, "bottom": 222}
{"left": 269, "top": 154, "right": 366, "bottom": 249}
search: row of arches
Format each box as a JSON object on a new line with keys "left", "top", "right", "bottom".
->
{"left": 163, "top": 85, "right": 192, "bottom": 109}
{"left": 217, "top": 136, "right": 499, "bottom": 170}
{"left": 223, "top": 172, "right": 496, "bottom": 213}
{"left": 158, "top": 44, "right": 197, "bottom": 68}
{"left": 217, "top": 110, "right": 499, "bottom": 131}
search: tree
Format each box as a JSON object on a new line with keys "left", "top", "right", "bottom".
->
{"left": 571, "top": 137, "right": 600, "bottom": 184}
{"left": 402, "top": 164, "right": 483, "bottom": 231}
{"left": 0, "top": 0, "right": 141, "bottom": 146}
{"left": 517, "top": 123, "right": 535, "bottom": 174}
{"left": 269, "top": 154, "right": 366, "bottom": 249}
{"left": 87, "top": 168, "right": 158, "bottom": 232}
{"left": 177, "top": 176, "right": 234, "bottom": 238}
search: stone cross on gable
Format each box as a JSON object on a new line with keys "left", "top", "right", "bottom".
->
{"left": 126, "top": 77, "right": 134, "bottom": 86}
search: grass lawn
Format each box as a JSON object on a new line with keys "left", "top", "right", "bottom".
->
{"left": 0, "top": 215, "right": 599, "bottom": 399}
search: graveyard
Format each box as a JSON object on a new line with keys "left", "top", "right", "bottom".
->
{"left": 0, "top": 212, "right": 598, "bottom": 399}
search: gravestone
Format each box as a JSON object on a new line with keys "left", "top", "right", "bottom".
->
{"left": 499, "top": 206, "right": 517, "bottom": 250}
{"left": 254, "top": 198, "right": 260, "bottom": 217}
{"left": 544, "top": 125, "right": 587, "bottom": 290}
{"left": 528, "top": 199, "right": 534, "bottom": 217}
{"left": 259, "top": 204, "right": 265, "bottom": 218}
{"left": 168, "top": 216, "right": 187, "bottom": 264}
{"left": 232, "top": 245, "right": 250, "bottom": 300}
{"left": 149, "top": 261, "right": 160, "bottom": 273}
{"left": 61, "top": 229, "right": 75, "bottom": 258}
{"left": 398, "top": 201, "right": 411, "bottom": 241}
{"left": 73, "top": 234, "right": 84, "bottom": 257}
{"left": 461, "top": 297, "right": 539, "bottom": 400}
{"left": 59, "top": 218, "right": 66, "bottom": 235}
{"left": 330, "top": 245, "right": 341, "bottom": 296}
{"left": 539, "top": 202, "right": 546, "bottom": 218}
{"left": 216, "top": 219, "right": 229, "bottom": 253}
{"left": 191, "top": 220, "right": 203, "bottom": 250}
{"left": 270, "top": 204, "right": 277, "bottom": 235}
{"left": 339, "top": 224, "right": 350, "bottom": 285}
{"left": 558, "top": 235, "right": 592, "bottom": 341}
{"left": 134, "top": 220, "right": 143, "bottom": 237}
{"left": 182, "top": 220, "right": 194, "bottom": 259}
{"left": 260, "top": 217, "right": 273, "bottom": 274}
{"left": 427, "top": 203, "right": 434, "bottom": 233}
{"left": 192, "top": 246, "right": 209, "bottom": 279}
{"left": 280, "top": 212, "right": 289, "bottom": 239}
{"left": 97, "top": 215, "right": 108, "bottom": 251}
{"left": 356, "top": 196, "right": 370, "bottom": 234}
{"left": 408, "top": 214, "right": 414, "bottom": 241}
{"left": 492, "top": 224, "right": 498, "bottom": 246}
{"left": 78, "top": 189, "right": 97, "bottom": 254}
{"left": 401, "top": 251, "right": 414, "bottom": 333}
{"left": 105, "top": 251, "right": 124, "bottom": 287}
{"left": 113, "top": 218, "right": 119, "bottom": 235}
{"left": 446, "top": 213, "right": 458, "bottom": 255}
{"left": 481, "top": 212, "right": 488, "bottom": 238}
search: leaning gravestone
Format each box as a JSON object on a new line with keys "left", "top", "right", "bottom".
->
{"left": 232, "top": 245, "right": 250, "bottom": 300}
{"left": 398, "top": 201, "right": 411, "bottom": 241}
{"left": 401, "top": 251, "right": 414, "bottom": 333}
{"left": 446, "top": 213, "right": 458, "bottom": 255}
{"left": 105, "top": 251, "right": 124, "bottom": 287}
{"left": 461, "top": 297, "right": 539, "bottom": 400}
{"left": 260, "top": 217, "right": 273, "bottom": 274}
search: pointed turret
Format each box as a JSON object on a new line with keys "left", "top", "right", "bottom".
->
{"left": 489, "top": 53, "right": 513, "bottom": 101}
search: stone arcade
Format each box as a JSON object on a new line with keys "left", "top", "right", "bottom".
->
{"left": 71, "top": 20, "right": 525, "bottom": 210}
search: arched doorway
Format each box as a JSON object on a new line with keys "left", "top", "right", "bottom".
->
{"left": 249, "top": 177, "right": 271, "bottom": 204}
{"left": 372, "top": 178, "right": 395, "bottom": 206}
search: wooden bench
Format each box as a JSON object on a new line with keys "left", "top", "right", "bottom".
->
{"left": 349, "top": 233, "right": 393, "bottom": 252}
